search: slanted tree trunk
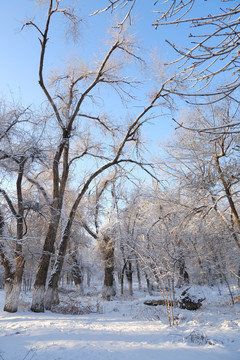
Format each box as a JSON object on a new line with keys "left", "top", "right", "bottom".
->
{"left": 102, "top": 235, "right": 116, "bottom": 300}
{"left": 31, "top": 211, "right": 61, "bottom": 312}
{"left": 44, "top": 226, "right": 69, "bottom": 310}
{"left": 45, "top": 282, "right": 60, "bottom": 310}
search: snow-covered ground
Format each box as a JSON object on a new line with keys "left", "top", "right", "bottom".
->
{"left": 0, "top": 285, "right": 239, "bottom": 360}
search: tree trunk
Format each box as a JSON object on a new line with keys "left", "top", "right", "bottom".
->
{"left": 44, "top": 227, "right": 70, "bottom": 310}
{"left": 4, "top": 281, "right": 22, "bottom": 313}
{"left": 31, "top": 214, "right": 60, "bottom": 312}
{"left": 176, "top": 257, "right": 189, "bottom": 288}
{"left": 238, "top": 265, "right": 240, "bottom": 288}
{"left": 45, "top": 285, "right": 60, "bottom": 310}
{"left": 71, "top": 255, "right": 84, "bottom": 295}
{"left": 0, "top": 213, "right": 25, "bottom": 312}
{"left": 87, "top": 268, "right": 91, "bottom": 287}
{"left": 120, "top": 270, "right": 124, "bottom": 295}
{"left": 136, "top": 259, "right": 142, "bottom": 290}
{"left": 102, "top": 235, "right": 116, "bottom": 300}
{"left": 146, "top": 273, "right": 153, "bottom": 296}
{"left": 125, "top": 261, "right": 133, "bottom": 296}
{"left": 3, "top": 254, "right": 25, "bottom": 313}
{"left": 120, "top": 261, "right": 127, "bottom": 296}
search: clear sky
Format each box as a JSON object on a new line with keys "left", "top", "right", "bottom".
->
{"left": 0, "top": 0, "right": 225, "bottom": 155}
{"left": 1, "top": 0, "right": 165, "bottom": 102}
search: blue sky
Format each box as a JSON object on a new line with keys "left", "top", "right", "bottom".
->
{"left": 0, "top": 0, "right": 225, "bottom": 154}
{"left": 1, "top": 0, "right": 164, "bottom": 102}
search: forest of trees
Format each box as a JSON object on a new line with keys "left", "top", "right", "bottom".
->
{"left": 0, "top": 0, "right": 240, "bottom": 318}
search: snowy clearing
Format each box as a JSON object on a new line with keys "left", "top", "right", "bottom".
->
{"left": 0, "top": 286, "right": 240, "bottom": 360}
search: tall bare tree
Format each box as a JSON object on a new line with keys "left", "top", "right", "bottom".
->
{"left": 21, "top": 0, "right": 174, "bottom": 312}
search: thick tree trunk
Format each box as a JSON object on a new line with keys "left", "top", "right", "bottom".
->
{"left": 4, "top": 281, "right": 22, "bottom": 313}
{"left": 45, "top": 285, "right": 59, "bottom": 310}
{"left": 31, "top": 215, "right": 60, "bottom": 312}
{"left": 44, "top": 263, "right": 64, "bottom": 310}
{"left": 102, "top": 235, "right": 116, "bottom": 300}
{"left": 44, "top": 228, "right": 69, "bottom": 310}
{"left": 0, "top": 214, "right": 25, "bottom": 312}
{"left": 31, "top": 123, "right": 71, "bottom": 312}
{"left": 3, "top": 254, "right": 25, "bottom": 313}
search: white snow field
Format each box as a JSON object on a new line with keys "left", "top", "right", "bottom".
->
{"left": 0, "top": 285, "right": 239, "bottom": 360}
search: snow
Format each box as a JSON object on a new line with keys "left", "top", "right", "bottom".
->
{"left": 0, "top": 285, "right": 240, "bottom": 360}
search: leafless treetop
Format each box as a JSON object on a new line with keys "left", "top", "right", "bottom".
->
{"left": 154, "top": 1, "right": 240, "bottom": 101}
{"left": 98, "top": 1, "right": 240, "bottom": 103}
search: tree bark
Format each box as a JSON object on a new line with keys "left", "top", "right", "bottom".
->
{"left": 238, "top": 265, "right": 240, "bottom": 288}
{"left": 3, "top": 254, "right": 25, "bottom": 312}
{"left": 71, "top": 254, "right": 84, "bottom": 295}
{"left": 120, "top": 261, "right": 127, "bottom": 295}
{"left": 0, "top": 159, "right": 26, "bottom": 313}
{"left": 31, "top": 211, "right": 61, "bottom": 312}
{"left": 102, "top": 235, "right": 116, "bottom": 300}
{"left": 176, "top": 257, "right": 189, "bottom": 288}
{"left": 125, "top": 261, "right": 133, "bottom": 296}
{"left": 44, "top": 220, "right": 72, "bottom": 310}
{"left": 136, "top": 259, "right": 142, "bottom": 290}
{"left": 215, "top": 151, "right": 240, "bottom": 249}
{"left": 146, "top": 272, "right": 153, "bottom": 296}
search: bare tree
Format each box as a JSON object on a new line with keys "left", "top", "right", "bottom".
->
{"left": 0, "top": 107, "right": 43, "bottom": 312}
{"left": 115, "top": 188, "right": 144, "bottom": 296}
{"left": 20, "top": 0, "right": 174, "bottom": 312}
{"left": 45, "top": 172, "right": 122, "bottom": 307}
{"left": 158, "top": 99, "right": 240, "bottom": 290}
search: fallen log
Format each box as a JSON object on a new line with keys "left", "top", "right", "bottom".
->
{"left": 144, "top": 299, "right": 174, "bottom": 306}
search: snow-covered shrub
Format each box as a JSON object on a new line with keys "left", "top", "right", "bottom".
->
{"left": 185, "top": 330, "right": 216, "bottom": 346}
